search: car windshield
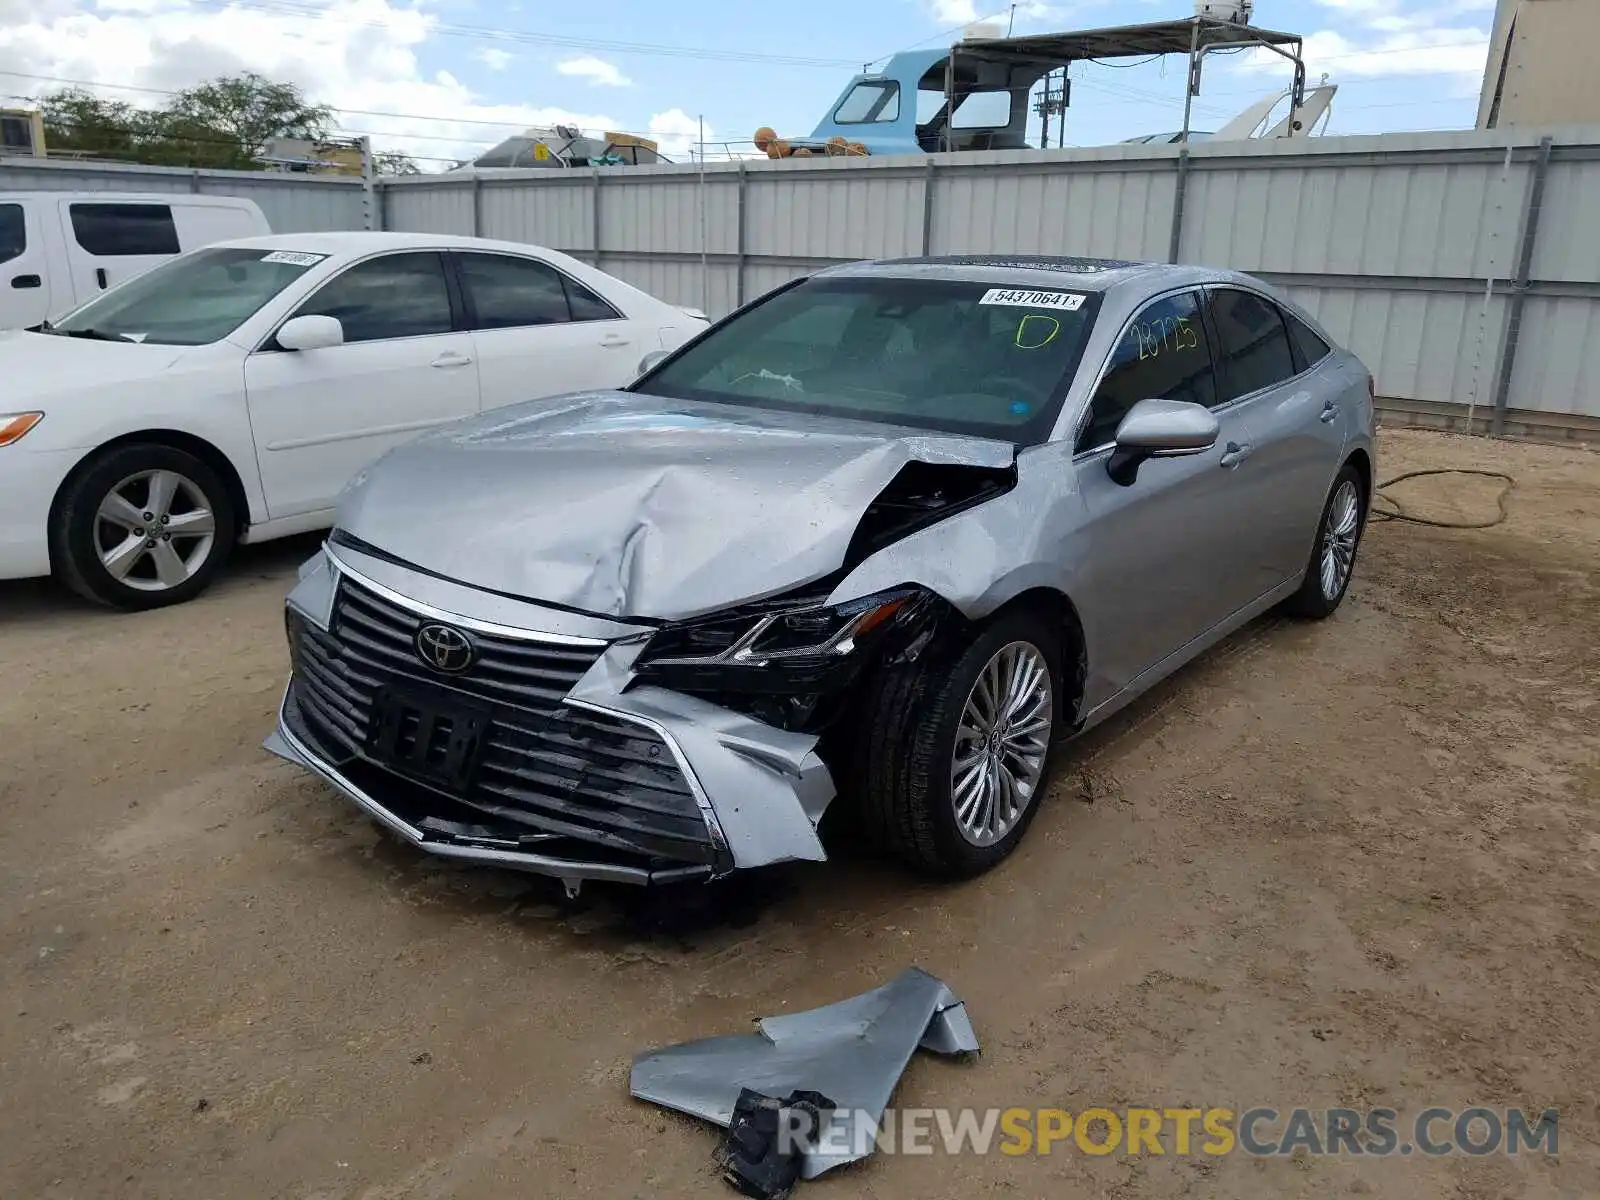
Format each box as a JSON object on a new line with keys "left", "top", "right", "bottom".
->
{"left": 47, "top": 247, "right": 327, "bottom": 346}
{"left": 633, "top": 276, "right": 1102, "bottom": 444}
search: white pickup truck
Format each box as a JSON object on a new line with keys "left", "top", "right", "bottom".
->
{"left": 0, "top": 191, "right": 270, "bottom": 328}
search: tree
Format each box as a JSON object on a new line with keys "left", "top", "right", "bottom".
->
{"left": 164, "top": 73, "right": 333, "bottom": 170}
{"left": 38, "top": 89, "right": 148, "bottom": 161}
{"left": 37, "top": 73, "right": 336, "bottom": 170}
{"left": 373, "top": 149, "right": 423, "bottom": 176}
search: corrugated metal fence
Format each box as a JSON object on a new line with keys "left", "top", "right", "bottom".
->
{"left": 0, "top": 157, "right": 370, "bottom": 234}
{"left": 8, "top": 129, "right": 1599, "bottom": 439}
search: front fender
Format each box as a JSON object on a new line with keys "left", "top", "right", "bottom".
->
{"left": 825, "top": 442, "right": 1090, "bottom": 623}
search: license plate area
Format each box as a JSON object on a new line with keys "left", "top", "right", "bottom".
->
{"left": 368, "top": 682, "right": 491, "bottom": 794}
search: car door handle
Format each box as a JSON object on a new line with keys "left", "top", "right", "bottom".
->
{"left": 431, "top": 351, "right": 473, "bottom": 368}
{"left": 1319, "top": 399, "right": 1340, "bottom": 424}
{"left": 95, "top": 267, "right": 108, "bottom": 289}
{"left": 599, "top": 333, "right": 631, "bottom": 348}
{"left": 10, "top": 274, "right": 41, "bottom": 289}
{"left": 1219, "top": 441, "right": 1254, "bottom": 469}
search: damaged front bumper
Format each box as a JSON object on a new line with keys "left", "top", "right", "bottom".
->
{"left": 265, "top": 545, "right": 837, "bottom": 891}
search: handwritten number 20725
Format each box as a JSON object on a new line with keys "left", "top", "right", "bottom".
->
{"left": 1134, "top": 315, "right": 1199, "bottom": 360}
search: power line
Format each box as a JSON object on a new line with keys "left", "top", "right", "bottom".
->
{"left": 185, "top": 0, "right": 861, "bottom": 69}
{"left": 860, "top": 5, "right": 1014, "bottom": 69}
{"left": 1, "top": 26, "right": 1494, "bottom": 151}
{"left": 0, "top": 70, "right": 670, "bottom": 145}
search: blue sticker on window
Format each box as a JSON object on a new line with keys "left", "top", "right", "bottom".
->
{"left": 1009, "top": 400, "right": 1031, "bottom": 416}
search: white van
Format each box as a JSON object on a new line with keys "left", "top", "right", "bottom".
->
{"left": 0, "top": 192, "right": 271, "bottom": 329}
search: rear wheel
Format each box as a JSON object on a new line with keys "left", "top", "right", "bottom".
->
{"left": 1284, "top": 463, "right": 1365, "bottom": 619}
{"left": 52, "top": 444, "right": 235, "bottom": 611}
{"left": 857, "top": 610, "right": 1060, "bottom": 878}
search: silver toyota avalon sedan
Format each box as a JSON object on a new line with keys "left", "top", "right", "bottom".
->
{"left": 267, "top": 256, "right": 1375, "bottom": 891}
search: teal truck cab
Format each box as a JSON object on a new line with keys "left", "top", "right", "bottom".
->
{"left": 781, "top": 16, "right": 1309, "bottom": 158}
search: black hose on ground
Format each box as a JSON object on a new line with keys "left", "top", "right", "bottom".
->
{"left": 1370, "top": 468, "right": 1516, "bottom": 530}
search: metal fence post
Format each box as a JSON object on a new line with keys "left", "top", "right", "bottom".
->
{"left": 1490, "top": 135, "right": 1554, "bottom": 436}
{"left": 920, "top": 158, "right": 937, "bottom": 255}
{"left": 591, "top": 169, "right": 602, "bottom": 268}
{"left": 471, "top": 173, "right": 482, "bottom": 238}
{"left": 359, "top": 135, "right": 380, "bottom": 231}
{"left": 734, "top": 161, "right": 748, "bottom": 307}
{"left": 1168, "top": 148, "right": 1190, "bottom": 263}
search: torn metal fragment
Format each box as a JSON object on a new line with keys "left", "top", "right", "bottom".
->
{"left": 630, "top": 967, "right": 979, "bottom": 1180}
{"left": 715, "top": 1088, "right": 836, "bottom": 1200}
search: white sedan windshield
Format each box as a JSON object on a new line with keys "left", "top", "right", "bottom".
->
{"left": 49, "top": 247, "right": 326, "bottom": 346}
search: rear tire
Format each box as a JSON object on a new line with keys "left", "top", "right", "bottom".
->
{"left": 51, "top": 443, "right": 236, "bottom": 611}
{"left": 1284, "top": 462, "right": 1366, "bottom": 620}
{"left": 856, "top": 609, "right": 1061, "bottom": 878}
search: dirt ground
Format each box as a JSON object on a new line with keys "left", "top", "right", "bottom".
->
{"left": 1, "top": 427, "right": 1596, "bottom": 1199}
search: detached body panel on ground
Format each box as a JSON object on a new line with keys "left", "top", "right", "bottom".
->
{"left": 269, "top": 256, "right": 1376, "bottom": 887}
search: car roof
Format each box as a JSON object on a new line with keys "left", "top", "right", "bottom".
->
{"left": 817, "top": 254, "right": 1225, "bottom": 293}
{"left": 210, "top": 231, "right": 560, "bottom": 256}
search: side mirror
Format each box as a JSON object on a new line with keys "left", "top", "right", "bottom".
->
{"left": 277, "top": 314, "right": 344, "bottom": 351}
{"left": 636, "top": 349, "right": 670, "bottom": 376}
{"left": 1106, "top": 398, "right": 1219, "bottom": 487}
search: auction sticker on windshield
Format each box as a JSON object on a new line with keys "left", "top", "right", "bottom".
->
{"left": 260, "top": 251, "right": 327, "bottom": 266}
{"left": 979, "top": 288, "right": 1087, "bottom": 311}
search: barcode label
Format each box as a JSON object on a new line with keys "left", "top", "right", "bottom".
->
{"left": 979, "top": 288, "right": 1087, "bottom": 311}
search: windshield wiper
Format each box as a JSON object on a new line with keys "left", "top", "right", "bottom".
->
{"left": 54, "top": 327, "right": 133, "bottom": 342}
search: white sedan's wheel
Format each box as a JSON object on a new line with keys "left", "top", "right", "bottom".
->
{"left": 52, "top": 443, "right": 236, "bottom": 611}
{"left": 92, "top": 469, "right": 219, "bottom": 593}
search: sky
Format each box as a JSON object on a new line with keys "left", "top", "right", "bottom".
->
{"left": 0, "top": 0, "right": 1498, "bottom": 168}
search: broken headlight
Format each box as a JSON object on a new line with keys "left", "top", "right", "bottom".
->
{"left": 631, "top": 587, "right": 944, "bottom": 736}
{"left": 637, "top": 587, "right": 923, "bottom": 671}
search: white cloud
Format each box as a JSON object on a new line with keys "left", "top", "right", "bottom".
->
{"left": 647, "top": 108, "right": 711, "bottom": 159}
{"left": 1231, "top": 0, "right": 1491, "bottom": 83}
{"left": 555, "top": 55, "right": 632, "bottom": 88}
{"left": 926, "top": 0, "right": 1069, "bottom": 35}
{"left": 475, "top": 46, "right": 512, "bottom": 71}
{"left": 1237, "top": 26, "right": 1489, "bottom": 79}
{"left": 0, "top": 0, "right": 621, "bottom": 168}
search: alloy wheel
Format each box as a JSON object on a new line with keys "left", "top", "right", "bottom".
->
{"left": 1319, "top": 479, "right": 1361, "bottom": 600}
{"left": 92, "top": 469, "right": 218, "bottom": 593}
{"left": 950, "top": 641, "right": 1053, "bottom": 847}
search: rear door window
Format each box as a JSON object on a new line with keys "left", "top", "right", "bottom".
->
{"left": 457, "top": 252, "right": 570, "bottom": 328}
{"left": 456, "top": 252, "right": 624, "bottom": 328}
{"left": 68, "top": 203, "right": 180, "bottom": 256}
{"left": 1208, "top": 287, "right": 1297, "bottom": 402}
{"left": 293, "top": 252, "right": 455, "bottom": 343}
{"left": 1283, "top": 308, "right": 1332, "bottom": 371}
{"left": 1078, "top": 290, "right": 1216, "bottom": 452}
{"left": 0, "top": 203, "right": 23, "bottom": 264}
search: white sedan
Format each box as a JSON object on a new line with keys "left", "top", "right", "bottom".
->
{"left": 0, "top": 231, "right": 709, "bottom": 609}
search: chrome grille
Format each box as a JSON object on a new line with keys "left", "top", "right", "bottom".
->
{"left": 335, "top": 575, "right": 604, "bottom": 714}
{"left": 284, "top": 575, "right": 721, "bottom": 866}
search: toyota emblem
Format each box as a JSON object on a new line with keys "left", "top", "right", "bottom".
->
{"left": 413, "top": 623, "right": 476, "bottom": 673}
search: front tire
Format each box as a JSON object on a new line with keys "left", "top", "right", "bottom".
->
{"left": 51, "top": 443, "right": 235, "bottom": 611}
{"left": 857, "top": 610, "right": 1060, "bottom": 878}
{"left": 1284, "top": 463, "right": 1366, "bottom": 620}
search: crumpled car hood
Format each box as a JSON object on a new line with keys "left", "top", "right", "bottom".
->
{"left": 335, "top": 391, "right": 1014, "bottom": 622}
